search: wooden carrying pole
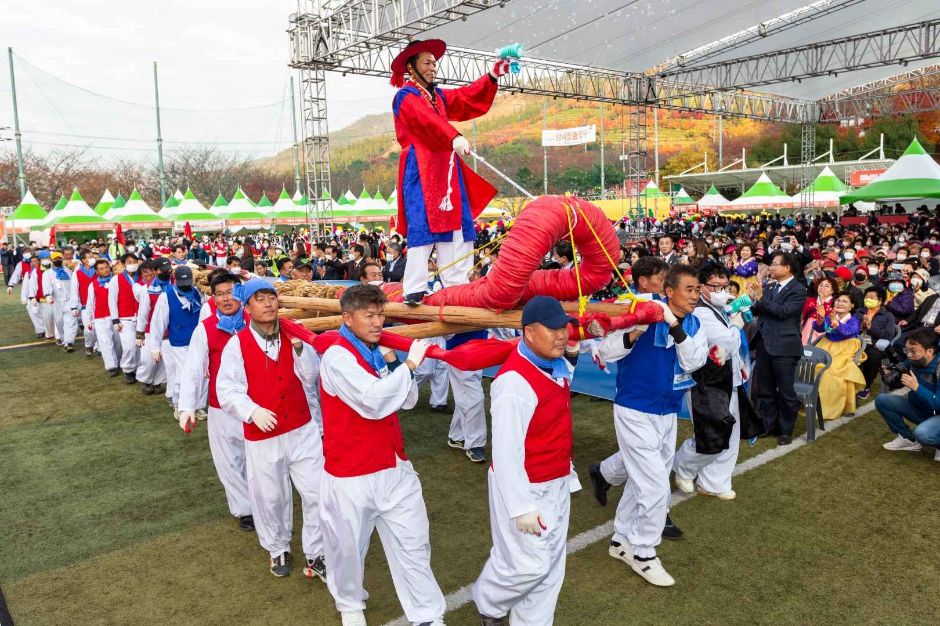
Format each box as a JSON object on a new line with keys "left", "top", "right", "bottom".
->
{"left": 278, "top": 296, "right": 630, "bottom": 330}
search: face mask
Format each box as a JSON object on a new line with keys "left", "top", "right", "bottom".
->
{"left": 868, "top": 266, "right": 879, "bottom": 276}
{"left": 910, "top": 357, "right": 929, "bottom": 368}
{"left": 930, "top": 239, "right": 937, "bottom": 245}
{"left": 709, "top": 290, "right": 731, "bottom": 307}
{"left": 368, "top": 280, "right": 384, "bottom": 286}
{"left": 911, "top": 278, "right": 923, "bottom": 290}
{"left": 854, "top": 274, "right": 867, "bottom": 283}
{"left": 22, "top": 253, "right": 31, "bottom": 260}
{"left": 125, "top": 264, "right": 139, "bottom": 273}
{"left": 897, "top": 254, "right": 908, "bottom": 261}
{"left": 921, "top": 251, "right": 930, "bottom": 259}
{"left": 84, "top": 258, "right": 95, "bottom": 267}
{"left": 178, "top": 285, "right": 193, "bottom": 292}
{"left": 863, "top": 298, "right": 880, "bottom": 309}
{"left": 230, "top": 267, "right": 241, "bottom": 274}
{"left": 158, "top": 271, "right": 171, "bottom": 281}
{"left": 127, "top": 246, "right": 136, "bottom": 253}
{"left": 52, "top": 260, "right": 63, "bottom": 268}
{"left": 844, "top": 252, "right": 855, "bottom": 260}
{"left": 41, "top": 261, "right": 51, "bottom": 269}
{"left": 899, "top": 237, "right": 907, "bottom": 243}
{"left": 888, "top": 283, "right": 903, "bottom": 293}
{"left": 827, "top": 240, "right": 835, "bottom": 247}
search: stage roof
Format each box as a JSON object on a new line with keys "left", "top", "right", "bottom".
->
{"left": 428, "top": 0, "right": 940, "bottom": 101}
{"left": 664, "top": 158, "right": 896, "bottom": 194}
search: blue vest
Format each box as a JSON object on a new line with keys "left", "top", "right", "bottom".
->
{"left": 445, "top": 329, "right": 489, "bottom": 350}
{"left": 614, "top": 323, "right": 686, "bottom": 415}
{"left": 166, "top": 291, "right": 201, "bottom": 347}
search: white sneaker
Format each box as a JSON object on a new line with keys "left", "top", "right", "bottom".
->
{"left": 674, "top": 474, "right": 694, "bottom": 494}
{"left": 697, "top": 486, "right": 736, "bottom": 501}
{"left": 341, "top": 611, "right": 367, "bottom": 626}
{"left": 414, "top": 621, "right": 446, "bottom": 626}
{"left": 882, "top": 435, "right": 922, "bottom": 452}
{"left": 608, "top": 535, "right": 633, "bottom": 565}
{"left": 630, "top": 556, "right": 676, "bottom": 587}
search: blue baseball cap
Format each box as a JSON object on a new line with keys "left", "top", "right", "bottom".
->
{"left": 240, "top": 277, "right": 277, "bottom": 305}
{"left": 521, "top": 296, "right": 577, "bottom": 330}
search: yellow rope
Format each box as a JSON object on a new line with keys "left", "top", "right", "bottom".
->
{"left": 563, "top": 201, "right": 588, "bottom": 339}
{"left": 576, "top": 205, "right": 639, "bottom": 313}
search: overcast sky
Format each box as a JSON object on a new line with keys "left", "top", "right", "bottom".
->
{"left": 0, "top": 0, "right": 390, "bottom": 158}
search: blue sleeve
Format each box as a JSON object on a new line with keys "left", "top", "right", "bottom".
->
{"left": 915, "top": 380, "right": 940, "bottom": 411}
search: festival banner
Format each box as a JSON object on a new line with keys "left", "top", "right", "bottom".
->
{"left": 541, "top": 125, "right": 597, "bottom": 147}
{"left": 849, "top": 169, "right": 887, "bottom": 186}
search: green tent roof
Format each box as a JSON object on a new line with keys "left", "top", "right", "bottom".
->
{"left": 112, "top": 193, "right": 127, "bottom": 210}
{"left": 52, "top": 195, "right": 67, "bottom": 212}
{"left": 107, "top": 188, "right": 166, "bottom": 223}
{"left": 163, "top": 196, "right": 180, "bottom": 210}
{"left": 47, "top": 188, "right": 108, "bottom": 225}
{"left": 257, "top": 193, "right": 273, "bottom": 208}
{"left": 212, "top": 193, "right": 228, "bottom": 208}
{"left": 93, "top": 189, "right": 115, "bottom": 216}
{"left": 11, "top": 190, "right": 47, "bottom": 221}
{"left": 841, "top": 137, "right": 940, "bottom": 203}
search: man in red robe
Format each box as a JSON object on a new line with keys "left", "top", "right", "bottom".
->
{"left": 391, "top": 38, "right": 509, "bottom": 304}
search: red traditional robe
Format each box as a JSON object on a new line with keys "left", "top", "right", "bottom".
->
{"left": 392, "top": 74, "right": 499, "bottom": 246}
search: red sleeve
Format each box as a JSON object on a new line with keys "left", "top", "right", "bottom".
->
{"left": 397, "top": 93, "right": 460, "bottom": 151}
{"left": 801, "top": 297, "right": 816, "bottom": 323}
{"left": 440, "top": 74, "right": 498, "bottom": 122}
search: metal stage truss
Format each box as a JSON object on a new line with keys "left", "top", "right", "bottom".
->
{"left": 288, "top": 0, "right": 940, "bottom": 213}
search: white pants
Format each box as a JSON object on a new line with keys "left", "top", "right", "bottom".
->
{"left": 208, "top": 406, "right": 252, "bottom": 518}
{"left": 599, "top": 452, "right": 629, "bottom": 487}
{"left": 447, "top": 366, "right": 486, "bottom": 449}
{"left": 162, "top": 341, "right": 189, "bottom": 407}
{"left": 319, "top": 459, "right": 445, "bottom": 624}
{"left": 402, "top": 228, "right": 473, "bottom": 296}
{"left": 136, "top": 332, "right": 166, "bottom": 385}
{"left": 245, "top": 419, "right": 323, "bottom": 558}
{"left": 472, "top": 471, "right": 570, "bottom": 625}
{"left": 117, "top": 317, "right": 139, "bottom": 373}
{"left": 674, "top": 392, "right": 741, "bottom": 495}
{"left": 53, "top": 300, "right": 78, "bottom": 345}
{"left": 414, "top": 337, "right": 449, "bottom": 407}
{"left": 93, "top": 318, "right": 121, "bottom": 371}
{"left": 611, "top": 405, "right": 677, "bottom": 558}
{"left": 80, "top": 309, "right": 96, "bottom": 350}
{"left": 28, "top": 301, "right": 54, "bottom": 337}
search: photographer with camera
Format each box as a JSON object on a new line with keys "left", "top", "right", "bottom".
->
{"left": 875, "top": 327, "right": 940, "bottom": 454}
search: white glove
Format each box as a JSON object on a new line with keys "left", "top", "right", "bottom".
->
{"left": 379, "top": 345, "right": 397, "bottom": 363}
{"left": 178, "top": 410, "right": 196, "bottom": 433}
{"left": 152, "top": 350, "right": 162, "bottom": 363}
{"left": 586, "top": 319, "right": 606, "bottom": 338}
{"left": 406, "top": 339, "right": 431, "bottom": 369}
{"left": 490, "top": 59, "right": 510, "bottom": 78}
{"left": 653, "top": 300, "right": 678, "bottom": 327}
{"left": 729, "top": 313, "right": 745, "bottom": 329}
{"left": 46, "top": 296, "right": 54, "bottom": 305}
{"left": 5, "top": 287, "right": 11, "bottom": 295}
{"left": 514, "top": 511, "right": 546, "bottom": 536}
{"left": 250, "top": 407, "right": 278, "bottom": 432}
{"left": 452, "top": 135, "right": 471, "bottom": 156}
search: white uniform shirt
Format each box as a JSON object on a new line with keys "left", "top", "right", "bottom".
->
{"left": 319, "top": 344, "right": 418, "bottom": 419}
{"left": 108, "top": 272, "right": 143, "bottom": 321}
{"left": 693, "top": 300, "right": 746, "bottom": 387}
{"left": 42, "top": 266, "right": 72, "bottom": 304}
{"left": 216, "top": 325, "right": 322, "bottom": 426}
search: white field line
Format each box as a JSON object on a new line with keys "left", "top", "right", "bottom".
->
{"left": 382, "top": 401, "right": 876, "bottom": 626}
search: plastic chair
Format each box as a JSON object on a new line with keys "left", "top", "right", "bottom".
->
{"left": 794, "top": 344, "right": 832, "bottom": 443}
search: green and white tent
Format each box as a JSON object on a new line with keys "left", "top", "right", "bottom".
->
{"left": 791, "top": 166, "right": 847, "bottom": 208}
{"left": 209, "top": 193, "right": 229, "bottom": 219}
{"left": 6, "top": 190, "right": 47, "bottom": 233}
{"left": 354, "top": 188, "right": 392, "bottom": 213}
{"left": 169, "top": 188, "right": 217, "bottom": 223}
{"left": 221, "top": 187, "right": 267, "bottom": 228}
{"left": 256, "top": 192, "right": 274, "bottom": 218}
{"left": 696, "top": 185, "right": 730, "bottom": 210}
{"left": 173, "top": 188, "right": 185, "bottom": 201}
{"left": 728, "top": 173, "right": 796, "bottom": 210}
{"left": 387, "top": 188, "right": 397, "bottom": 207}
{"left": 160, "top": 195, "right": 180, "bottom": 214}
{"left": 272, "top": 188, "right": 308, "bottom": 224}
{"left": 93, "top": 189, "right": 115, "bottom": 216}
{"left": 51, "top": 195, "right": 68, "bottom": 213}
{"left": 672, "top": 186, "right": 696, "bottom": 206}
{"left": 105, "top": 188, "right": 169, "bottom": 226}
{"left": 41, "top": 189, "right": 110, "bottom": 231}
{"left": 841, "top": 138, "right": 940, "bottom": 203}
{"left": 337, "top": 189, "right": 357, "bottom": 206}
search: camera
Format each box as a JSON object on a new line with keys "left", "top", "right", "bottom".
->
{"left": 880, "top": 344, "right": 909, "bottom": 390}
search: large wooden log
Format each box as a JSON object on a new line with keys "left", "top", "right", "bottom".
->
{"left": 386, "top": 322, "right": 477, "bottom": 338}
{"left": 277, "top": 295, "right": 631, "bottom": 329}
{"left": 292, "top": 315, "right": 345, "bottom": 332}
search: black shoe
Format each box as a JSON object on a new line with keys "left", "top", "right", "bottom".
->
{"left": 777, "top": 434, "right": 793, "bottom": 446}
{"left": 238, "top": 515, "right": 255, "bottom": 532}
{"left": 589, "top": 463, "right": 611, "bottom": 506}
{"left": 270, "top": 552, "right": 292, "bottom": 577}
{"left": 140, "top": 383, "right": 154, "bottom": 395}
{"left": 662, "top": 513, "right": 683, "bottom": 540}
{"left": 303, "top": 555, "right": 326, "bottom": 581}
{"left": 447, "top": 438, "right": 465, "bottom": 449}
{"left": 430, "top": 404, "right": 453, "bottom": 414}
{"left": 36, "top": 333, "right": 44, "bottom": 339}
{"left": 64, "top": 344, "right": 74, "bottom": 353}
{"left": 55, "top": 340, "right": 63, "bottom": 347}
{"left": 107, "top": 368, "right": 120, "bottom": 378}
{"left": 404, "top": 291, "right": 425, "bottom": 307}
{"left": 85, "top": 347, "right": 94, "bottom": 357}
{"left": 466, "top": 447, "right": 486, "bottom": 463}
{"left": 123, "top": 372, "right": 136, "bottom": 384}
{"left": 757, "top": 428, "right": 780, "bottom": 439}
{"left": 479, "top": 615, "right": 507, "bottom": 626}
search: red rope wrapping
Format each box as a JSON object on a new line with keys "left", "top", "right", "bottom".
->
{"left": 421, "top": 195, "right": 620, "bottom": 310}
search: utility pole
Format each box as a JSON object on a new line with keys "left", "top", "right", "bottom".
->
{"left": 653, "top": 107, "right": 659, "bottom": 187}
{"left": 289, "top": 75, "right": 302, "bottom": 195}
{"left": 542, "top": 99, "right": 549, "bottom": 195}
{"left": 599, "top": 102, "right": 605, "bottom": 199}
{"left": 8, "top": 48, "right": 26, "bottom": 199}
{"left": 153, "top": 62, "right": 167, "bottom": 207}
{"left": 718, "top": 114, "right": 724, "bottom": 167}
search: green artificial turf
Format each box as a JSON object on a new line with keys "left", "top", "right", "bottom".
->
{"left": 1, "top": 288, "right": 937, "bottom": 625}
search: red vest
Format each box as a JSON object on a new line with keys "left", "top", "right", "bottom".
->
{"left": 203, "top": 318, "right": 233, "bottom": 410}
{"left": 495, "top": 349, "right": 573, "bottom": 484}
{"left": 116, "top": 273, "right": 140, "bottom": 318}
{"left": 237, "top": 326, "right": 311, "bottom": 441}
{"left": 35, "top": 268, "right": 45, "bottom": 300}
{"left": 145, "top": 289, "right": 161, "bottom": 333}
{"left": 76, "top": 269, "right": 95, "bottom": 306}
{"left": 92, "top": 280, "right": 110, "bottom": 319}
{"left": 319, "top": 337, "right": 408, "bottom": 478}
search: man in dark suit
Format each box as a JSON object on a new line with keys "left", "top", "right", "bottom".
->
{"left": 747, "top": 251, "right": 808, "bottom": 446}
{"left": 383, "top": 243, "right": 406, "bottom": 283}
{"left": 345, "top": 244, "right": 367, "bottom": 282}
